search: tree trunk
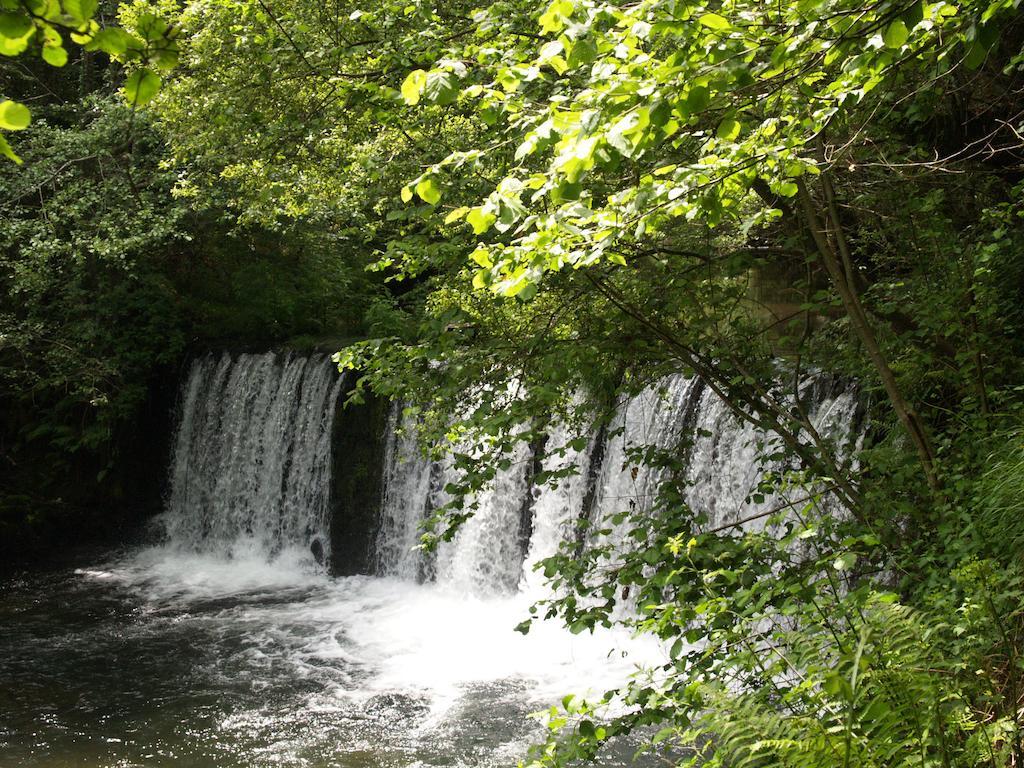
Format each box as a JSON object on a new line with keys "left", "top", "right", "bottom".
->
{"left": 796, "top": 176, "right": 940, "bottom": 493}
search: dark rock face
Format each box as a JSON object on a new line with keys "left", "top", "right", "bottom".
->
{"left": 329, "top": 388, "right": 389, "bottom": 576}
{"left": 0, "top": 360, "right": 180, "bottom": 571}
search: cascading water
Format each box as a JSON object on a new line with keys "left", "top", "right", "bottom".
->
{"left": 375, "top": 410, "right": 534, "bottom": 595}
{"left": 373, "top": 372, "right": 863, "bottom": 599}
{"left": 431, "top": 438, "right": 534, "bottom": 595}
{"left": 588, "top": 375, "right": 705, "bottom": 547}
{"left": 519, "top": 420, "right": 598, "bottom": 594}
{"left": 161, "top": 351, "right": 345, "bottom": 564}
{"left": 681, "top": 374, "right": 863, "bottom": 528}
{"left": 375, "top": 405, "right": 434, "bottom": 580}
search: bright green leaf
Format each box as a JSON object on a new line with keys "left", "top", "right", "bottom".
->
{"left": 0, "top": 13, "right": 34, "bottom": 56}
{"left": 699, "top": 13, "right": 731, "bottom": 30}
{"left": 0, "top": 133, "right": 21, "bottom": 164}
{"left": 123, "top": 68, "right": 160, "bottom": 106}
{"left": 42, "top": 43, "right": 67, "bottom": 67}
{"left": 717, "top": 118, "right": 740, "bottom": 140}
{"left": 539, "top": 0, "right": 573, "bottom": 34}
{"left": 401, "top": 69, "right": 427, "bottom": 105}
{"left": 883, "top": 20, "right": 908, "bottom": 49}
{"left": 415, "top": 176, "right": 442, "bottom": 205}
{"left": 444, "top": 206, "right": 469, "bottom": 224}
{"left": 0, "top": 100, "right": 31, "bottom": 130}
{"left": 466, "top": 207, "right": 496, "bottom": 234}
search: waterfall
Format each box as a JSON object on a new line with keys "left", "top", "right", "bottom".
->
{"left": 519, "top": 420, "right": 598, "bottom": 594}
{"left": 375, "top": 408, "right": 533, "bottom": 595}
{"left": 374, "top": 373, "right": 863, "bottom": 597}
{"left": 682, "top": 375, "right": 863, "bottom": 529}
{"left": 162, "top": 352, "right": 861, "bottom": 590}
{"left": 162, "top": 351, "right": 345, "bottom": 564}
{"left": 376, "top": 405, "right": 433, "bottom": 580}
{"left": 589, "top": 375, "right": 705, "bottom": 548}
{"left": 432, "top": 435, "right": 534, "bottom": 595}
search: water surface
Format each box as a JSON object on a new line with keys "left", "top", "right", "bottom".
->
{"left": 1, "top": 546, "right": 661, "bottom": 767}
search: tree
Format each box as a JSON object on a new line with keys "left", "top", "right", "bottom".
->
{"left": 0, "top": 0, "right": 178, "bottom": 163}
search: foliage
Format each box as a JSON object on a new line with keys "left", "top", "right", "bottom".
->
{"left": 0, "top": 0, "right": 179, "bottom": 162}
{"left": 0, "top": 97, "right": 184, "bottom": 441}
{"left": 331, "top": 0, "right": 1024, "bottom": 765}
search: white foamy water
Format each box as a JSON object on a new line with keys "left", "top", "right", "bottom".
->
{"left": 104, "top": 547, "right": 664, "bottom": 726}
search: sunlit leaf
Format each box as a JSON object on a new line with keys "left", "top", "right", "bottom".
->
{"left": 123, "top": 67, "right": 160, "bottom": 106}
{"left": 415, "top": 176, "right": 442, "bottom": 205}
{"left": 401, "top": 69, "right": 427, "bottom": 105}
{"left": 0, "top": 100, "right": 31, "bottom": 130}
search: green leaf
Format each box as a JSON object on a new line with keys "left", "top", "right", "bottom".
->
{"left": 42, "top": 43, "right": 68, "bottom": 67}
{"left": 778, "top": 181, "right": 799, "bottom": 197}
{"left": 401, "top": 69, "right": 427, "bottom": 105}
{"left": 963, "top": 40, "right": 984, "bottom": 69}
{"left": 698, "top": 13, "right": 731, "bottom": 30}
{"left": 469, "top": 247, "right": 493, "bottom": 268}
{"left": 444, "top": 206, "right": 469, "bottom": 224}
{"left": 687, "top": 85, "right": 710, "bottom": 113}
{"left": 0, "top": 12, "right": 33, "bottom": 40}
{"left": 0, "top": 100, "right": 31, "bottom": 130}
{"left": 150, "top": 45, "right": 179, "bottom": 72}
{"left": 415, "top": 176, "right": 442, "bottom": 205}
{"left": 29, "top": 0, "right": 62, "bottom": 23}
{"left": 653, "top": 727, "right": 674, "bottom": 744}
{"left": 85, "top": 27, "right": 134, "bottom": 56}
{"left": 539, "top": 0, "right": 573, "bottom": 34}
{"left": 400, "top": 185, "right": 413, "bottom": 203}
{"left": 466, "top": 207, "right": 496, "bottom": 234}
{"left": 568, "top": 619, "right": 588, "bottom": 634}
{"left": 0, "top": 13, "right": 34, "bottom": 56}
{"left": 833, "top": 552, "right": 858, "bottom": 571}
{"left": 883, "top": 20, "right": 908, "bottom": 49}
{"left": 0, "top": 133, "right": 21, "bottom": 164}
{"left": 567, "top": 37, "right": 597, "bottom": 68}
{"left": 823, "top": 672, "right": 844, "bottom": 696}
{"left": 717, "top": 118, "right": 740, "bottom": 140}
{"left": 64, "top": 0, "right": 98, "bottom": 24}
{"left": 135, "top": 13, "right": 169, "bottom": 43}
{"left": 423, "top": 70, "right": 458, "bottom": 106}
{"left": 516, "top": 282, "right": 538, "bottom": 302}
{"left": 123, "top": 67, "right": 160, "bottom": 106}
